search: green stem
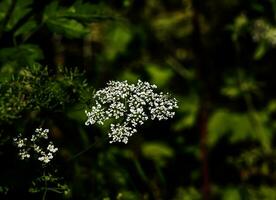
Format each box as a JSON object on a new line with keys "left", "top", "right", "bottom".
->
{"left": 154, "top": 164, "right": 165, "bottom": 186}
{"left": 132, "top": 158, "right": 148, "bottom": 183}
{"left": 237, "top": 70, "right": 271, "bottom": 152}
{"left": 67, "top": 136, "right": 107, "bottom": 162}
{"left": 46, "top": 188, "right": 63, "bottom": 194}
{"left": 42, "top": 170, "right": 48, "bottom": 200}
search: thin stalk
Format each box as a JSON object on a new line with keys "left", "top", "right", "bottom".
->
{"left": 154, "top": 163, "right": 166, "bottom": 186}
{"left": 67, "top": 135, "right": 107, "bottom": 162}
{"left": 191, "top": 0, "right": 211, "bottom": 199}
{"left": 237, "top": 70, "right": 271, "bottom": 152}
{"left": 42, "top": 170, "right": 48, "bottom": 200}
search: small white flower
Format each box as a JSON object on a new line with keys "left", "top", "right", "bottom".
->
{"left": 108, "top": 123, "right": 137, "bottom": 144}
{"left": 47, "top": 143, "right": 58, "bottom": 153}
{"left": 30, "top": 135, "right": 37, "bottom": 142}
{"left": 38, "top": 154, "right": 51, "bottom": 164}
{"left": 16, "top": 138, "right": 27, "bottom": 148}
{"left": 85, "top": 80, "right": 178, "bottom": 144}
{"left": 18, "top": 150, "right": 30, "bottom": 160}
{"left": 33, "top": 144, "right": 42, "bottom": 153}
{"left": 13, "top": 128, "right": 58, "bottom": 165}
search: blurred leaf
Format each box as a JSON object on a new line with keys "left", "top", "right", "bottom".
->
{"left": 267, "top": 99, "right": 276, "bottom": 113}
{"left": 174, "top": 115, "right": 195, "bottom": 131}
{"left": 173, "top": 95, "right": 199, "bottom": 131}
{"left": 221, "top": 73, "right": 260, "bottom": 99}
{"left": 251, "top": 3, "right": 265, "bottom": 12}
{"left": 2, "top": 0, "right": 33, "bottom": 31}
{"left": 151, "top": 10, "right": 193, "bottom": 39}
{"left": 152, "top": 12, "right": 187, "bottom": 29}
{"left": 247, "top": 186, "right": 276, "bottom": 200}
{"left": 43, "top": 1, "right": 114, "bottom": 39}
{"left": 0, "top": 44, "right": 43, "bottom": 67}
{"left": 0, "top": 186, "right": 9, "bottom": 195}
{"left": 207, "top": 110, "right": 251, "bottom": 147}
{"left": 141, "top": 142, "right": 174, "bottom": 166}
{"left": 64, "top": 1, "right": 115, "bottom": 23}
{"left": 43, "top": 1, "right": 59, "bottom": 20}
{"left": 228, "top": 14, "right": 248, "bottom": 42}
{"left": 222, "top": 187, "right": 241, "bottom": 200}
{"left": 14, "top": 19, "right": 37, "bottom": 38}
{"left": 254, "top": 41, "right": 268, "bottom": 60}
{"left": 66, "top": 104, "right": 87, "bottom": 124}
{"left": 116, "top": 191, "right": 138, "bottom": 200}
{"left": 208, "top": 109, "right": 272, "bottom": 149}
{"left": 221, "top": 86, "right": 240, "bottom": 98}
{"left": 46, "top": 18, "right": 89, "bottom": 39}
{"left": 0, "top": 0, "right": 10, "bottom": 22}
{"left": 146, "top": 63, "right": 173, "bottom": 87}
{"left": 173, "top": 187, "right": 201, "bottom": 200}
{"left": 119, "top": 70, "right": 139, "bottom": 83}
{"left": 104, "top": 23, "right": 132, "bottom": 60}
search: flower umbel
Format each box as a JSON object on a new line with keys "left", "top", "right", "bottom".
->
{"left": 14, "top": 128, "right": 58, "bottom": 165}
{"left": 85, "top": 80, "right": 178, "bottom": 144}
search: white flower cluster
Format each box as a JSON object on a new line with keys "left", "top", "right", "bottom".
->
{"left": 85, "top": 80, "right": 178, "bottom": 144}
{"left": 13, "top": 128, "right": 58, "bottom": 165}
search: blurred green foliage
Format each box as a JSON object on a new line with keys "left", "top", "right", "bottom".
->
{"left": 1, "top": 0, "right": 276, "bottom": 199}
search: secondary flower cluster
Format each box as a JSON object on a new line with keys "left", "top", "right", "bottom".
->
{"left": 85, "top": 80, "right": 178, "bottom": 144}
{"left": 13, "top": 128, "right": 58, "bottom": 165}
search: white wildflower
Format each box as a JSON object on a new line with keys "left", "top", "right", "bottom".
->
{"left": 14, "top": 137, "right": 27, "bottom": 148}
{"left": 38, "top": 153, "right": 53, "bottom": 164}
{"left": 85, "top": 102, "right": 107, "bottom": 125}
{"left": 47, "top": 142, "right": 58, "bottom": 153}
{"left": 33, "top": 144, "right": 42, "bottom": 153}
{"left": 108, "top": 123, "right": 137, "bottom": 144}
{"left": 18, "top": 150, "right": 30, "bottom": 160}
{"left": 13, "top": 128, "right": 58, "bottom": 165}
{"left": 85, "top": 80, "right": 178, "bottom": 144}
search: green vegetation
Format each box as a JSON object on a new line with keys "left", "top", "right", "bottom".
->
{"left": 1, "top": 0, "right": 276, "bottom": 199}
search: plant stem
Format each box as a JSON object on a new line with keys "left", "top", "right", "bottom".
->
{"left": 191, "top": 0, "right": 211, "bottom": 199}
{"left": 42, "top": 170, "right": 48, "bottom": 200}
{"left": 67, "top": 136, "right": 107, "bottom": 162}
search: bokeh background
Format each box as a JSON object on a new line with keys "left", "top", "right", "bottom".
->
{"left": 1, "top": 0, "right": 276, "bottom": 199}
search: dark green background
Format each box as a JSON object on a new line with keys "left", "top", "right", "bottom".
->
{"left": 1, "top": 0, "right": 276, "bottom": 199}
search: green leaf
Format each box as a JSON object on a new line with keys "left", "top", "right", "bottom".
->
{"left": 247, "top": 186, "right": 276, "bottom": 200}
{"left": 44, "top": 1, "right": 115, "bottom": 23}
{"left": 0, "top": 0, "right": 10, "bottom": 22}
{"left": 146, "top": 63, "right": 174, "bottom": 87}
{"left": 267, "top": 100, "right": 276, "bottom": 113}
{"left": 43, "top": 1, "right": 115, "bottom": 38}
{"left": 222, "top": 187, "right": 241, "bottom": 200}
{"left": 66, "top": 104, "right": 87, "bottom": 124}
{"left": 254, "top": 41, "right": 268, "bottom": 60}
{"left": 64, "top": 1, "right": 115, "bottom": 23}
{"left": 104, "top": 23, "right": 132, "bottom": 60}
{"left": 14, "top": 19, "right": 37, "bottom": 38}
{"left": 0, "top": 44, "right": 43, "bottom": 67}
{"left": 173, "top": 95, "right": 199, "bottom": 131}
{"left": 173, "top": 187, "right": 201, "bottom": 200}
{"left": 5, "top": 0, "right": 33, "bottom": 31}
{"left": 141, "top": 142, "right": 174, "bottom": 166}
{"left": 46, "top": 18, "right": 89, "bottom": 39}
{"left": 119, "top": 70, "right": 140, "bottom": 83}
{"left": 208, "top": 109, "right": 272, "bottom": 150}
{"left": 207, "top": 110, "right": 252, "bottom": 147}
